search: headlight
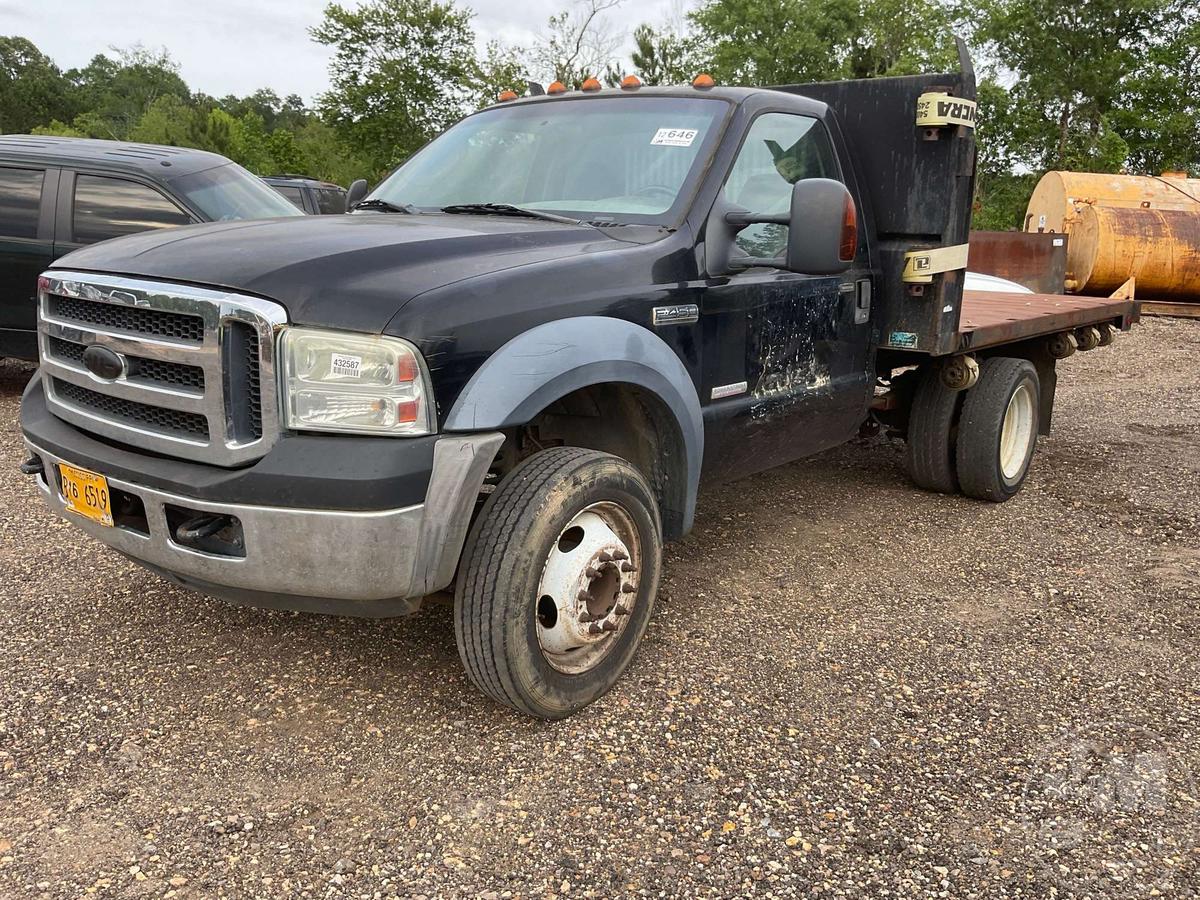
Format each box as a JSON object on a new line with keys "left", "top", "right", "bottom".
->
{"left": 279, "top": 328, "right": 434, "bottom": 435}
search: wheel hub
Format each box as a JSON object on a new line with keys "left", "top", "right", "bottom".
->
{"left": 1000, "top": 382, "right": 1035, "bottom": 480}
{"left": 536, "top": 506, "right": 640, "bottom": 673}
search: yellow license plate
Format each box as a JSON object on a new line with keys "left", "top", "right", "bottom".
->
{"left": 58, "top": 463, "right": 114, "bottom": 527}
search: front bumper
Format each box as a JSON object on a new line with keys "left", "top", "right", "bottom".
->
{"left": 22, "top": 409, "right": 503, "bottom": 616}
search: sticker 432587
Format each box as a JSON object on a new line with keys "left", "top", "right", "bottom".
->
{"left": 651, "top": 127, "right": 699, "bottom": 147}
{"left": 331, "top": 353, "right": 363, "bottom": 378}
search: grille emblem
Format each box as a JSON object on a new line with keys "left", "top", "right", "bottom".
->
{"left": 82, "top": 345, "right": 126, "bottom": 381}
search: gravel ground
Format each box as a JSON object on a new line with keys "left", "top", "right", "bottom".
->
{"left": 1, "top": 317, "right": 1198, "bottom": 899}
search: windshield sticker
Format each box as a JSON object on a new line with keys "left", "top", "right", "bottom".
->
{"left": 651, "top": 127, "right": 699, "bottom": 147}
{"left": 331, "top": 353, "right": 363, "bottom": 379}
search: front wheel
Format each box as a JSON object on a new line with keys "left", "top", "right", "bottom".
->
{"left": 454, "top": 447, "right": 663, "bottom": 719}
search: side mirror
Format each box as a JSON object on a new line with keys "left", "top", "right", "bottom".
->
{"left": 706, "top": 177, "right": 857, "bottom": 276}
{"left": 784, "top": 178, "right": 857, "bottom": 275}
{"left": 346, "top": 179, "right": 369, "bottom": 210}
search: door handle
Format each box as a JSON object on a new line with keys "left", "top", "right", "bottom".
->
{"left": 854, "top": 279, "right": 872, "bottom": 324}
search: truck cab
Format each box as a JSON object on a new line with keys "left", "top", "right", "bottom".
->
{"left": 19, "top": 57, "right": 1135, "bottom": 718}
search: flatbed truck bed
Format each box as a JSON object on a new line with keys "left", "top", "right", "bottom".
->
{"left": 956, "top": 290, "right": 1139, "bottom": 352}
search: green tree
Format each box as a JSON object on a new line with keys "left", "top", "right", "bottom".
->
{"left": 626, "top": 24, "right": 698, "bottom": 85}
{"left": 972, "top": 0, "right": 1167, "bottom": 172}
{"left": 478, "top": 40, "right": 527, "bottom": 107}
{"left": 971, "top": 78, "right": 1037, "bottom": 231}
{"left": 311, "top": 0, "right": 480, "bottom": 175}
{"left": 292, "top": 119, "right": 372, "bottom": 185}
{"left": 0, "top": 36, "right": 75, "bottom": 132}
{"left": 31, "top": 119, "right": 85, "bottom": 137}
{"left": 1108, "top": 8, "right": 1199, "bottom": 174}
{"left": 65, "top": 47, "right": 190, "bottom": 140}
{"left": 128, "top": 93, "right": 209, "bottom": 148}
{"left": 688, "top": 0, "right": 955, "bottom": 85}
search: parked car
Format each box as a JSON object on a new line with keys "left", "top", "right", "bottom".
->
{"left": 262, "top": 175, "right": 349, "bottom": 215}
{"left": 20, "top": 55, "right": 1138, "bottom": 719}
{"left": 0, "top": 135, "right": 302, "bottom": 360}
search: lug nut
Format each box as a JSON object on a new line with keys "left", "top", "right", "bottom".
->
{"left": 577, "top": 589, "right": 592, "bottom": 602}
{"left": 578, "top": 611, "right": 594, "bottom": 623}
{"left": 585, "top": 565, "right": 600, "bottom": 578}
{"left": 597, "top": 550, "right": 613, "bottom": 562}
{"left": 601, "top": 620, "right": 618, "bottom": 632}
{"left": 619, "top": 561, "right": 635, "bottom": 572}
{"left": 614, "top": 603, "right": 629, "bottom": 616}
{"left": 588, "top": 623, "right": 604, "bottom": 635}
{"left": 612, "top": 548, "right": 628, "bottom": 561}
{"left": 621, "top": 583, "right": 636, "bottom": 594}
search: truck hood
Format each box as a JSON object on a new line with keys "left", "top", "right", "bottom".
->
{"left": 52, "top": 213, "right": 620, "bottom": 333}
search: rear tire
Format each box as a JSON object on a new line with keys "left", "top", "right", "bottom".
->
{"left": 454, "top": 447, "right": 662, "bottom": 719}
{"left": 956, "top": 357, "right": 1040, "bottom": 502}
{"left": 906, "top": 366, "right": 963, "bottom": 493}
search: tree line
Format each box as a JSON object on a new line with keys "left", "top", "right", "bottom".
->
{"left": 1, "top": 0, "right": 1196, "bottom": 229}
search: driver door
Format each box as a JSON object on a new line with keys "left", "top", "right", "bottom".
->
{"left": 699, "top": 112, "right": 874, "bottom": 482}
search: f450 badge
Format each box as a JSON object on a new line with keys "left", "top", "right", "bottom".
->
{"left": 652, "top": 304, "right": 700, "bottom": 326}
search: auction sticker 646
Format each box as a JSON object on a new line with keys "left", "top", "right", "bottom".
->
{"left": 651, "top": 127, "right": 699, "bottom": 147}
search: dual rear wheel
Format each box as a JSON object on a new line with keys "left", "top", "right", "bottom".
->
{"left": 906, "top": 356, "right": 1040, "bottom": 501}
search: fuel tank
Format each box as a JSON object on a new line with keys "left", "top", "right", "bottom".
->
{"left": 1065, "top": 205, "right": 1200, "bottom": 296}
{"left": 1025, "top": 171, "right": 1200, "bottom": 300}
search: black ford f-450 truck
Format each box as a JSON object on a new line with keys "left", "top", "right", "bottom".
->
{"left": 20, "top": 48, "right": 1137, "bottom": 717}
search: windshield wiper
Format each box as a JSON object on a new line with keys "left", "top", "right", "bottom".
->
{"left": 440, "top": 203, "right": 588, "bottom": 226}
{"left": 354, "top": 198, "right": 417, "bottom": 214}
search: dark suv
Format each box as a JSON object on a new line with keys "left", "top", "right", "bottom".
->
{"left": 261, "top": 175, "right": 348, "bottom": 215}
{"left": 0, "top": 135, "right": 302, "bottom": 360}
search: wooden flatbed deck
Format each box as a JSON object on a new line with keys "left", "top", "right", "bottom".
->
{"left": 956, "top": 290, "right": 1139, "bottom": 352}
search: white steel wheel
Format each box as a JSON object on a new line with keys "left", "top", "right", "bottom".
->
{"left": 535, "top": 502, "right": 641, "bottom": 674}
{"left": 999, "top": 382, "right": 1036, "bottom": 481}
{"left": 956, "top": 357, "right": 1041, "bottom": 502}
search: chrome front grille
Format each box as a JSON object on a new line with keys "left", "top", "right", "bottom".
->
{"left": 48, "top": 293, "right": 206, "bottom": 342}
{"left": 38, "top": 272, "right": 287, "bottom": 466}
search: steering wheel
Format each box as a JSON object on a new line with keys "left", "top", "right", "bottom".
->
{"left": 633, "top": 184, "right": 677, "bottom": 203}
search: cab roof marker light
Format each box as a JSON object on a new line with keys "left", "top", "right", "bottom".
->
{"left": 547, "top": 81, "right": 568, "bottom": 95}
{"left": 580, "top": 76, "right": 602, "bottom": 92}
{"left": 620, "top": 75, "right": 642, "bottom": 90}
{"left": 692, "top": 73, "right": 716, "bottom": 90}
{"left": 497, "top": 89, "right": 519, "bottom": 102}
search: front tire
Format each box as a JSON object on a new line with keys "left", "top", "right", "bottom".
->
{"left": 454, "top": 447, "right": 663, "bottom": 719}
{"left": 956, "top": 357, "right": 1040, "bottom": 502}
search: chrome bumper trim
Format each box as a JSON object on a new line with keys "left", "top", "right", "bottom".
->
{"left": 24, "top": 432, "right": 504, "bottom": 606}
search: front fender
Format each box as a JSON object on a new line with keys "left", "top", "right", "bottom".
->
{"left": 443, "top": 316, "right": 703, "bottom": 535}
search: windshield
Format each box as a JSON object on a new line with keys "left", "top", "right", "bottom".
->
{"left": 369, "top": 97, "right": 729, "bottom": 224}
{"left": 170, "top": 163, "right": 305, "bottom": 222}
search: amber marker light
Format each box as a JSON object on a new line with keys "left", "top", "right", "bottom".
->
{"left": 840, "top": 196, "right": 858, "bottom": 261}
{"left": 547, "top": 81, "right": 568, "bottom": 94}
{"left": 580, "top": 76, "right": 602, "bottom": 92}
{"left": 497, "top": 90, "right": 519, "bottom": 102}
{"left": 620, "top": 75, "right": 642, "bottom": 90}
{"left": 692, "top": 73, "right": 716, "bottom": 89}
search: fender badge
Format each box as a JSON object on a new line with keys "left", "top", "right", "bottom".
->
{"left": 711, "top": 381, "right": 748, "bottom": 400}
{"left": 652, "top": 304, "right": 699, "bottom": 326}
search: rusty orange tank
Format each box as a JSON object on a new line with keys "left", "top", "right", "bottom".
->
{"left": 1024, "top": 171, "right": 1200, "bottom": 300}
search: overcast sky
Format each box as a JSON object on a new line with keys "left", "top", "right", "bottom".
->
{"left": 2, "top": 0, "right": 695, "bottom": 104}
